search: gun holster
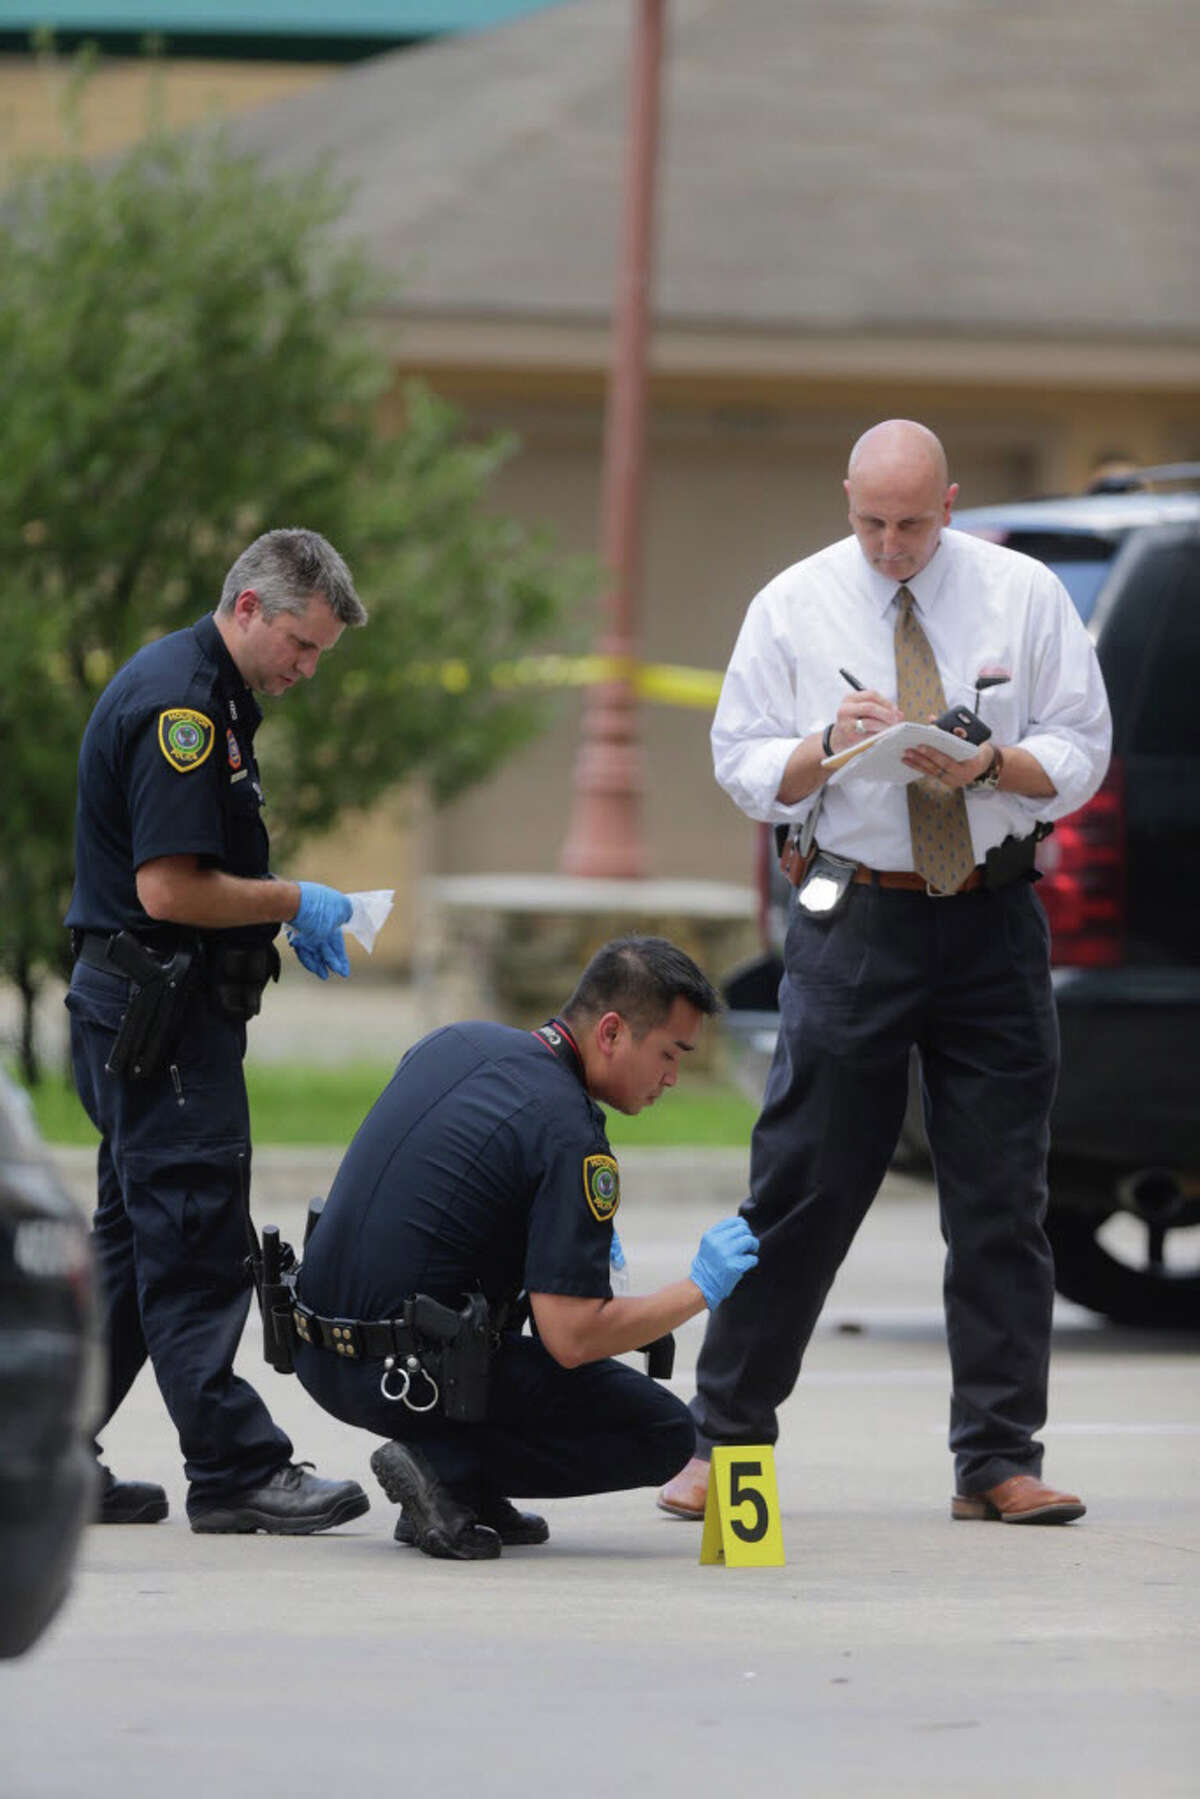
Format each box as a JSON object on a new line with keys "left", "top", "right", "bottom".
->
{"left": 102, "top": 933, "right": 195, "bottom": 1080}
{"left": 407, "top": 1292, "right": 493, "bottom": 1423}
{"left": 982, "top": 821, "right": 1053, "bottom": 890}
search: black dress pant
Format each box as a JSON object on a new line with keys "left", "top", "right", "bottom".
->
{"left": 67, "top": 962, "right": 291, "bottom": 1513}
{"left": 691, "top": 878, "right": 1060, "bottom": 1494}
{"left": 296, "top": 1332, "right": 695, "bottom": 1507}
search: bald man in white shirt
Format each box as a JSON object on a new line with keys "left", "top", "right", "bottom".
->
{"left": 661, "top": 421, "right": 1112, "bottom": 1528}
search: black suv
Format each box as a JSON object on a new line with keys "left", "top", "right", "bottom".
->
{"left": 724, "top": 469, "right": 1200, "bottom": 1329}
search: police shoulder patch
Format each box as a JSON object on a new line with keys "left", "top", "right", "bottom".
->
{"left": 583, "top": 1153, "right": 620, "bottom": 1223}
{"left": 158, "top": 708, "right": 215, "bottom": 773}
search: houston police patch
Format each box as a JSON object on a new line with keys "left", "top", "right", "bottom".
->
{"left": 158, "top": 708, "right": 214, "bottom": 773}
{"left": 583, "top": 1153, "right": 620, "bottom": 1223}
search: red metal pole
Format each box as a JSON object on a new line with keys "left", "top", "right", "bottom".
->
{"left": 560, "top": 0, "right": 665, "bottom": 878}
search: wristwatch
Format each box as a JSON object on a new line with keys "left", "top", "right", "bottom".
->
{"left": 968, "top": 744, "right": 1004, "bottom": 792}
{"left": 821, "top": 722, "right": 836, "bottom": 758}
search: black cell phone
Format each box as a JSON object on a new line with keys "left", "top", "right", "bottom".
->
{"left": 933, "top": 704, "right": 991, "bottom": 745}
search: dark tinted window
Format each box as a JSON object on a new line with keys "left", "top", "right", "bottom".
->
{"left": 1125, "top": 546, "right": 1200, "bottom": 757}
{"left": 1000, "top": 531, "right": 1119, "bottom": 623}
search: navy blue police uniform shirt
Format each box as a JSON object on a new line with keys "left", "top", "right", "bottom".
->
{"left": 66, "top": 614, "right": 275, "bottom": 950}
{"left": 298, "top": 1021, "right": 621, "bottom": 1321}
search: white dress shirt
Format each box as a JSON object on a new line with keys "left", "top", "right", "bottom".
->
{"left": 711, "top": 527, "right": 1113, "bottom": 871}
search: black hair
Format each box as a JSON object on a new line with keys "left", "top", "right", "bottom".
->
{"left": 562, "top": 937, "right": 720, "bottom": 1037}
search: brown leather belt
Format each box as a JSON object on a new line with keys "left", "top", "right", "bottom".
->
{"left": 782, "top": 843, "right": 992, "bottom": 896}
{"left": 853, "top": 865, "right": 985, "bottom": 894}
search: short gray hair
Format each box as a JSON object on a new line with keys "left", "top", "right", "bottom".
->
{"left": 217, "top": 528, "right": 367, "bottom": 626}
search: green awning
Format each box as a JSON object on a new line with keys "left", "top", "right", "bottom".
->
{"left": 0, "top": 1, "right": 570, "bottom": 35}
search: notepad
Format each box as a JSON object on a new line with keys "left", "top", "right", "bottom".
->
{"left": 821, "top": 722, "right": 982, "bottom": 787}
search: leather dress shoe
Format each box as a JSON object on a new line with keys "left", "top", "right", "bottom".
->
{"left": 393, "top": 1494, "right": 549, "bottom": 1548}
{"left": 657, "top": 1454, "right": 710, "bottom": 1520}
{"left": 96, "top": 1465, "right": 168, "bottom": 1525}
{"left": 189, "top": 1462, "right": 369, "bottom": 1534}
{"left": 952, "top": 1473, "right": 1086, "bottom": 1525}
{"left": 371, "top": 1441, "right": 501, "bottom": 1561}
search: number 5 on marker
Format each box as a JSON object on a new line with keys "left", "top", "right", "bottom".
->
{"left": 699, "top": 1445, "right": 785, "bottom": 1566}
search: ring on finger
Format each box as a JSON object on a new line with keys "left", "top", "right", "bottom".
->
{"left": 855, "top": 718, "right": 868, "bottom": 735}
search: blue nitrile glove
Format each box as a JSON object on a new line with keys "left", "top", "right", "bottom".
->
{"left": 288, "top": 934, "right": 338, "bottom": 980}
{"left": 287, "top": 929, "right": 351, "bottom": 980}
{"left": 292, "top": 881, "right": 352, "bottom": 940}
{"left": 690, "top": 1216, "right": 759, "bottom": 1309}
{"left": 609, "top": 1226, "right": 629, "bottom": 1294}
{"left": 288, "top": 882, "right": 352, "bottom": 980}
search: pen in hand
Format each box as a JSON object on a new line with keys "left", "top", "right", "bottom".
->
{"left": 835, "top": 665, "right": 904, "bottom": 750}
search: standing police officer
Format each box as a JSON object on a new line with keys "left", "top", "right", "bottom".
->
{"left": 66, "top": 527, "right": 370, "bottom": 1534}
{"left": 291, "top": 938, "right": 759, "bottom": 1561}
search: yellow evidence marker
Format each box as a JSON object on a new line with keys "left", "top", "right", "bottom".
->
{"left": 699, "top": 1445, "right": 786, "bottom": 1566}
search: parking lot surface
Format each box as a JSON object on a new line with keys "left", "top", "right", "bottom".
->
{"left": 2, "top": 1149, "right": 1196, "bottom": 1799}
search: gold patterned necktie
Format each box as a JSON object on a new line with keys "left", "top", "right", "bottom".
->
{"left": 894, "top": 585, "right": 976, "bottom": 893}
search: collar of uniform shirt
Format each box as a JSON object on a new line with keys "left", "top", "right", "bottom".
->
{"left": 531, "top": 1017, "right": 587, "bottom": 1088}
{"left": 197, "top": 612, "right": 261, "bottom": 729}
{"left": 859, "top": 534, "right": 954, "bottom": 621}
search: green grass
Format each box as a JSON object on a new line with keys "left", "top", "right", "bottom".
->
{"left": 15, "top": 1063, "right": 757, "bottom": 1150}
{"left": 604, "top": 1081, "right": 756, "bottom": 1148}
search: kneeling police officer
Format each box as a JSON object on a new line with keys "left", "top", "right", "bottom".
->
{"left": 285, "top": 937, "right": 759, "bottom": 1560}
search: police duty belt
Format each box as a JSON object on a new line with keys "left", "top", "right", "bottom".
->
{"left": 290, "top": 1290, "right": 492, "bottom": 1417}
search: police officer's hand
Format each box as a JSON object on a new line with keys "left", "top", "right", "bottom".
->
{"left": 289, "top": 882, "right": 352, "bottom": 980}
{"left": 289, "top": 932, "right": 350, "bottom": 981}
{"left": 689, "top": 1216, "right": 759, "bottom": 1308}
{"left": 292, "top": 881, "right": 352, "bottom": 939}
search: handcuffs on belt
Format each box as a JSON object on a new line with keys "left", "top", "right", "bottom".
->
{"left": 380, "top": 1352, "right": 440, "bottom": 1412}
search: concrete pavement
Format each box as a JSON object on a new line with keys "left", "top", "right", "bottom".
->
{"left": 2, "top": 1155, "right": 1197, "bottom": 1798}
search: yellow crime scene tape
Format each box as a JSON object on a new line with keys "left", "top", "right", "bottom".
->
{"left": 407, "top": 654, "right": 723, "bottom": 710}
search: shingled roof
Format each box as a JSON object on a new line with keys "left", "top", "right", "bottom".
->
{"left": 228, "top": 0, "right": 1199, "bottom": 342}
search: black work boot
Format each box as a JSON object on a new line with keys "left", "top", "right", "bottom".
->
{"left": 370, "top": 1441, "right": 501, "bottom": 1561}
{"left": 189, "top": 1462, "right": 369, "bottom": 1535}
{"left": 96, "top": 1465, "right": 169, "bottom": 1525}
{"left": 394, "top": 1493, "right": 548, "bottom": 1547}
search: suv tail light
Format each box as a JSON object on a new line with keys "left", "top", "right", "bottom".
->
{"left": 1036, "top": 759, "right": 1126, "bottom": 966}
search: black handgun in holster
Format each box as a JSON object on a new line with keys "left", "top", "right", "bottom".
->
{"left": 983, "top": 820, "right": 1053, "bottom": 890}
{"left": 258, "top": 1225, "right": 299, "bottom": 1376}
{"left": 103, "top": 932, "right": 195, "bottom": 1079}
{"left": 409, "top": 1292, "right": 492, "bottom": 1423}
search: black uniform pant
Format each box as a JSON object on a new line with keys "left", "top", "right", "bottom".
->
{"left": 67, "top": 962, "right": 291, "bottom": 1513}
{"left": 295, "top": 1333, "right": 695, "bottom": 1506}
{"left": 691, "top": 878, "right": 1060, "bottom": 1495}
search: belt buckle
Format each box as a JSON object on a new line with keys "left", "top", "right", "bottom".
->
{"left": 924, "top": 868, "right": 979, "bottom": 898}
